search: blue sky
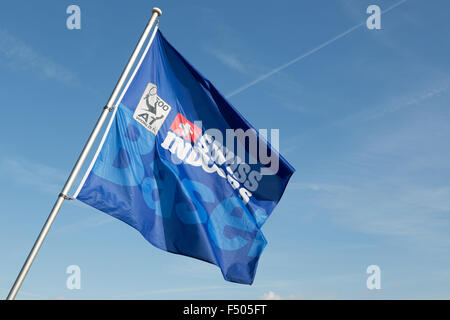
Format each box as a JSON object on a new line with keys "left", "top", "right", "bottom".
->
{"left": 1, "top": 0, "right": 450, "bottom": 299}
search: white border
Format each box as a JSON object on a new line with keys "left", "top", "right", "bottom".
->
{"left": 73, "top": 25, "right": 159, "bottom": 199}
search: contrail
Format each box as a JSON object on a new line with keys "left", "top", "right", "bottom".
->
{"left": 226, "top": 0, "right": 408, "bottom": 98}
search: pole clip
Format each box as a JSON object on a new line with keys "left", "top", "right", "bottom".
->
{"left": 104, "top": 105, "right": 114, "bottom": 112}
{"left": 59, "top": 193, "right": 75, "bottom": 201}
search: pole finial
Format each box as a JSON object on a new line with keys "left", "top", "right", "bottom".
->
{"left": 152, "top": 7, "right": 163, "bottom": 16}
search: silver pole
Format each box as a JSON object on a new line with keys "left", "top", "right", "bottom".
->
{"left": 6, "top": 7, "right": 163, "bottom": 301}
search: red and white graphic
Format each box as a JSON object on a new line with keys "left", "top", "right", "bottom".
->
{"left": 170, "top": 113, "right": 202, "bottom": 143}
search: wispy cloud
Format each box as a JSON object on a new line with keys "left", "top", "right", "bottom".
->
{"left": 118, "top": 285, "right": 235, "bottom": 298}
{"left": 54, "top": 214, "right": 116, "bottom": 234}
{"left": 0, "top": 28, "right": 76, "bottom": 85}
{"left": 304, "top": 116, "right": 450, "bottom": 250}
{"left": 118, "top": 281, "right": 290, "bottom": 299}
{"left": 199, "top": 8, "right": 252, "bottom": 75}
{"left": 165, "top": 258, "right": 219, "bottom": 279}
{"left": 226, "top": 23, "right": 363, "bottom": 98}
{"left": 368, "top": 83, "right": 449, "bottom": 119}
{"left": 0, "top": 156, "right": 66, "bottom": 195}
{"left": 226, "top": 0, "right": 408, "bottom": 98}
{"left": 315, "top": 187, "right": 450, "bottom": 257}
{"left": 0, "top": 287, "right": 49, "bottom": 299}
{"left": 205, "top": 46, "right": 248, "bottom": 74}
{"left": 342, "top": 80, "right": 449, "bottom": 123}
{"left": 290, "top": 182, "right": 355, "bottom": 193}
{"left": 199, "top": 8, "right": 311, "bottom": 114}
{"left": 294, "top": 76, "right": 450, "bottom": 149}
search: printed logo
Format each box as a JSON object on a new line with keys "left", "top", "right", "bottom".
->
{"left": 170, "top": 113, "right": 202, "bottom": 143}
{"left": 133, "top": 83, "right": 172, "bottom": 135}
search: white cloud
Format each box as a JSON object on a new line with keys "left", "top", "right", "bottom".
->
{"left": 260, "top": 291, "right": 303, "bottom": 300}
{"left": 260, "top": 291, "right": 281, "bottom": 300}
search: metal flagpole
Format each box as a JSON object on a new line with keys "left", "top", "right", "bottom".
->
{"left": 6, "top": 7, "right": 163, "bottom": 301}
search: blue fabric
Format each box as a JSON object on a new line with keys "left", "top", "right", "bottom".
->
{"left": 77, "top": 30, "right": 295, "bottom": 285}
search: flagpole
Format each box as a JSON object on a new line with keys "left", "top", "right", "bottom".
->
{"left": 6, "top": 7, "right": 163, "bottom": 301}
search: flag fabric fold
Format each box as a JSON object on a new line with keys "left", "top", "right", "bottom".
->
{"left": 76, "top": 30, "right": 294, "bottom": 285}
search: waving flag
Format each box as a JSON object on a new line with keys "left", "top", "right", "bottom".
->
{"left": 75, "top": 30, "right": 294, "bottom": 284}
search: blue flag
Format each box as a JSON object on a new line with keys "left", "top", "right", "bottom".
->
{"left": 76, "top": 30, "right": 294, "bottom": 285}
